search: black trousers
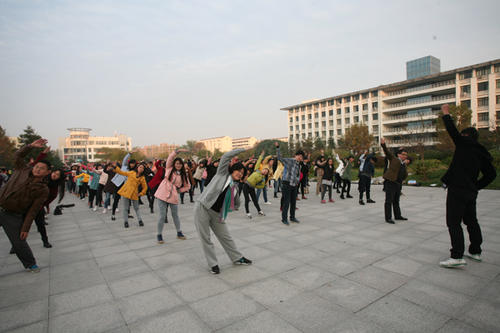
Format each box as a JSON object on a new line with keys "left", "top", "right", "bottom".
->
{"left": 446, "top": 187, "right": 482, "bottom": 259}
{"left": 341, "top": 179, "right": 351, "bottom": 196}
{"left": 88, "top": 189, "right": 97, "bottom": 207}
{"left": 384, "top": 181, "right": 402, "bottom": 220}
{"left": 96, "top": 184, "right": 104, "bottom": 207}
{"left": 0, "top": 210, "right": 36, "bottom": 268}
{"left": 34, "top": 209, "right": 49, "bottom": 244}
{"left": 321, "top": 183, "right": 332, "bottom": 200}
{"left": 358, "top": 175, "right": 371, "bottom": 200}
{"left": 280, "top": 181, "right": 297, "bottom": 221}
{"left": 300, "top": 177, "right": 307, "bottom": 197}
{"left": 79, "top": 183, "right": 88, "bottom": 199}
{"left": 334, "top": 173, "right": 342, "bottom": 190}
{"left": 147, "top": 185, "right": 158, "bottom": 211}
{"left": 243, "top": 183, "right": 261, "bottom": 214}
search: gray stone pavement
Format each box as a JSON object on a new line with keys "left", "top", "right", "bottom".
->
{"left": 1, "top": 185, "right": 499, "bottom": 333}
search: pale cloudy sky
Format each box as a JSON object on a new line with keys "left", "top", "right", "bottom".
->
{"left": 1, "top": 0, "right": 500, "bottom": 147}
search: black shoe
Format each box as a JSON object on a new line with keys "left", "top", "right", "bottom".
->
{"left": 340, "top": 195, "right": 345, "bottom": 199}
{"left": 44, "top": 222, "right": 49, "bottom": 225}
{"left": 274, "top": 194, "right": 278, "bottom": 198}
{"left": 290, "top": 218, "right": 300, "bottom": 223}
{"left": 150, "top": 208, "right": 154, "bottom": 214}
{"left": 282, "top": 219, "right": 290, "bottom": 225}
{"left": 385, "top": 219, "right": 395, "bottom": 224}
{"left": 359, "top": 200, "right": 365, "bottom": 205}
{"left": 190, "top": 199, "right": 194, "bottom": 203}
{"left": 111, "top": 215, "right": 116, "bottom": 221}
{"left": 9, "top": 248, "right": 15, "bottom": 254}
{"left": 211, "top": 265, "right": 220, "bottom": 274}
{"left": 43, "top": 242, "right": 52, "bottom": 248}
{"left": 124, "top": 222, "right": 129, "bottom": 228}
{"left": 234, "top": 257, "right": 252, "bottom": 265}
{"left": 128, "top": 215, "right": 134, "bottom": 219}
{"left": 138, "top": 220, "right": 144, "bottom": 227}
{"left": 346, "top": 195, "right": 353, "bottom": 198}
{"left": 164, "top": 217, "right": 168, "bottom": 224}
{"left": 367, "top": 199, "right": 376, "bottom": 203}
{"left": 395, "top": 216, "right": 408, "bottom": 221}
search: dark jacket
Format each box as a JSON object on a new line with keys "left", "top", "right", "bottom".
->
{"left": 382, "top": 143, "right": 407, "bottom": 183}
{"left": 441, "top": 114, "right": 496, "bottom": 192}
{"left": 0, "top": 145, "right": 49, "bottom": 232}
{"left": 323, "top": 164, "right": 335, "bottom": 181}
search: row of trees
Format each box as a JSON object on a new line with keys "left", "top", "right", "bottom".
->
{"left": 0, "top": 125, "right": 63, "bottom": 169}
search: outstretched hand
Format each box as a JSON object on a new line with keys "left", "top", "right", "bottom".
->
{"left": 30, "top": 138, "right": 47, "bottom": 148}
{"left": 274, "top": 141, "right": 280, "bottom": 148}
{"left": 441, "top": 104, "right": 450, "bottom": 115}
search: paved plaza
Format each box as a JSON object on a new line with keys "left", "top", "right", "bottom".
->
{"left": 1, "top": 185, "right": 499, "bottom": 333}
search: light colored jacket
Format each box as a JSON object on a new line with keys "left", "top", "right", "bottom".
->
{"left": 154, "top": 151, "right": 191, "bottom": 204}
{"left": 111, "top": 153, "right": 130, "bottom": 187}
{"left": 115, "top": 167, "right": 147, "bottom": 200}
{"left": 99, "top": 170, "right": 108, "bottom": 185}
{"left": 197, "top": 148, "right": 243, "bottom": 210}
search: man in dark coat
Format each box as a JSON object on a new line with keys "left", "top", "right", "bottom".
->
{"left": 439, "top": 104, "right": 497, "bottom": 268}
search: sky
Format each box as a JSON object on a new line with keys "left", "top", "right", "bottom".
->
{"left": 1, "top": 0, "right": 500, "bottom": 148}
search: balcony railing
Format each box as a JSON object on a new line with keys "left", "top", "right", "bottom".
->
{"left": 386, "top": 137, "right": 438, "bottom": 146}
{"left": 460, "top": 92, "right": 471, "bottom": 98}
{"left": 385, "top": 94, "right": 455, "bottom": 110}
{"left": 387, "top": 80, "right": 455, "bottom": 97}
{"left": 383, "top": 126, "right": 436, "bottom": 134}
{"left": 385, "top": 110, "right": 439, "bottom": 121}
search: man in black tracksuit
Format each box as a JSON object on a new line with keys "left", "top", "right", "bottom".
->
{"left": 439, "top": 104, "right": 496, "bottom": 268}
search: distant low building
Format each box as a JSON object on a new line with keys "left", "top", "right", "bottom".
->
{"left": 198, "top": 136, "right": 233, "bottom": 153}
{"left": 139, "top": 143, "right": 179, "bottom": 159}
{"left": 231, "top": 137, "right": 259, "bottom": 150}
{"left": 58, "top": 128, "right": 132, "bottom": 163}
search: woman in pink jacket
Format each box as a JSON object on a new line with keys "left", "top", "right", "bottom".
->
{"left": 154, "top": 149, "right": 191, "bottom": 244}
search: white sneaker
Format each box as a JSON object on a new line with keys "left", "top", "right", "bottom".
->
{"left": 264, "top": 201, "right": 271, "bottom": 205}
{"left": 465, "top": 253, "right": 482, "bottom": 262}
{"left": 439, "top": 258, "right": 466, "bottom": 268}
{"left": 102, "top": 208, "right": 107, "bottom": 214}
{"left": 246, "top": 213, "right": 252, "bottom": 219}
{"left": 258, "top": 211, "right": 266, "bottom": 216}
{"left": 92, "top": 207, "right": 97, "bottom": 212}
{"left": 116, "top": 208, "right": 120, "bottom": 212}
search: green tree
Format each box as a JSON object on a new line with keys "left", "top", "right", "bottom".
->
{"left": 436, "top": 103, "right": 472, "bottom": 152}
{"left": 339, "top": 124, "right": 374, "bottom": 154}
{"left": 327, "top": 137, "right": 336, "bottom": 151}
{"left": 18, "top": 125, "right": 42, "bottom": 161}
{"left": 314, "top": 137, "right": 326, "bottom": 151}
{"left": 0, "top": 126, "right": 16, "bottom": 168}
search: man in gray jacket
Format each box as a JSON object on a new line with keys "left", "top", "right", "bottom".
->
{"left": 194, "top": 148, "right": 252, "bottom": 274}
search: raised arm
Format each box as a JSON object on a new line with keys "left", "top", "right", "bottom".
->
{"left": 166, "top": 151, "right": 177, "bottom": 169}
{"left": 15, "top": 138, "right": 47, "bottom": 169}
{"left": 217, "top": 148, "right": 245, "bottom": 175}
{"left": 121, "top": 153, "right": 131, "bottom": 171}
{"left": 114, "top": 166, "right": 132, "bottom": 177}
{"left": 255, "top": 152, "right": 264, "bottom": 170}
{"left": 441, "top": 104, "right": 462, "bottom": 146}
{"left": 380, "top": 138, "right": 394, "bottom": 160}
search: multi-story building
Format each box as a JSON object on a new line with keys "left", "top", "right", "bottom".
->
{"left": 282, "top": 57, "right": 500, "bottom": 147}
{"left": 139, "top": 143, "right": 179, "bottom": 159}
{"left": 198, "top": 136, "right": 233, "bottom": 153}
{"left": 58, "top": 128, "right": 132, "bottom": 162}
{"left": 231, "top": 137, "right": 258, "bottom": 150}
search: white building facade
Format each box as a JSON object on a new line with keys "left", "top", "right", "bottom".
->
{"left": 58, "top": 128, "right": 132, "bottom": 163}
{"left": 282, "top": 58, "right": 500, "bottom": 147}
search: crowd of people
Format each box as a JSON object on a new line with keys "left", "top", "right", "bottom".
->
{"left": 0, "top": 104, "right": 496, "bottom": 274}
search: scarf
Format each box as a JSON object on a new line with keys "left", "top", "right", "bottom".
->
{"left": 220, "top": 180, "right": 236, "bottom": 222}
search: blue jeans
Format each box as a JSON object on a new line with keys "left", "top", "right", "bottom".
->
{"left": 256, "top": 186, "right": 268, "bottom": 203}
{"left": 104, "top": 192, "right": 111, "bottom": 209}
{"left": 157, "top": 199, "right": 181, "bottom": 234}
{"left": 273, "top": 179, "right": 282, "bottom": 195}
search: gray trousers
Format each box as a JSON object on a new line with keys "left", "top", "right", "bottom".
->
{"left": 157, "top": 199, "right": 181, "bottom": 234}
{"left": 122, "top": 198, "right": 142, "bottom": 222}
{"left": 0, "top": 210, "right": 36, "bottom": 268}
{"left": 194, "top": 202, "right": 242, "bottom": 268}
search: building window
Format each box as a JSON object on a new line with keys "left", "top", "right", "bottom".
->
{"left": 315, "top": 132, "right": 319, "bottom": 138}
{"left": 329, "top": 109, "right": 334, "bottom": 116}
{"left": 329, "top": 120, "right": 334, "bottom": 126}
{"left": 371, "top": 91, "right": 378, "bottom": 97}
{"left": 302, "top": 115, "right": 305, "bottom": 121}
{"left": 289, "top": 118, "right": 293, "bottom": 123}
{"left": 307, "top": 105, "right": 312, "bottom": 110}
{"left": 290, "top": 126, "right": 293, "bottom": 131}
{"left": 302, "top": 133, "right": 306, "bottom": 139}
{"left": 362, "top": 92, "right": 369, "bottom": 99}
{"left": 354, "top": 105, "right": 359, "bottom": 112}
{"left": 344, "top": 96, "right": 351, "bottom": 103}
{"left": 337, "top": 109, "right": 341, "bottom": 115}
{"left": 345, "top": 118, "right": 350, "bottom": 125}
{"left": 373, "top": 113, "right": 378, "bottom": 120}
{"left": 329, "top": 130, "right": 334, "bottom": 136}
{"left": 315, "top": 122, "right": 319, "bottom": 128}
{"left": 478, "top": 113, "right": 489, "bottom": 122}
{"left": 373, "top": 125, "right": 379, "bottom": 132}
{"left": 295, "top": 116, "right": 299, "bottom": 121}
{"left": 372, "top": 102, "right": 378, "bottom": 110}
{"left": 322, "top": 121, "right": 326, "bottom": 127}
{"left": 495, "top": 65, "right": 500, "bottom": 73}
{"left": 478, "top": 82, "right": 489, "bottom": 91}
{"left": 362, "top": 103, "right": 368, "bottom": 111}
{"left": 353, "top": 95, "right": 359, "bottom": 101}
{"left": 314, "top": 113, "right": 319, "bottom": 118}
{"left": 295, "top": 125, "right": 299, "bottom": 130}
{"left": 462, "top": 100, "right": 471, "bottom": 108}
{"left": 354, "top": 116, "right": 359, "bottom": 123}
{"left": 477, "top": 67, "right": 491, "bottom": 77}
{"left": 302, "top": 124, "right": 306, "bottom": 129}
{"left": 321, "top": 102, "right": 326, "bottom": 107}
{"left": 496, "top": 80, "right": 500, "bottom": 89}
{"left": 496, "top": 95, "right": 500, "bottom": 104}
{"left": 322, "top": 131, "right": 326, "bottom": 137}
{"left": 336, "top": 98, "right": 342, "bottom": 105}
{"left": 308, "top": 114, "right": 312, "bottom": 120}
{"left": 296, "top": 134, "right": 300, "bottom": 140}
{"left": 337, "top": 119, "right": 341, "bottom": 126}
{"left": 478, "top": 97, "right": 489, "bottom": 107}
{"left": 363, "top": 115, "right": 368, "bottom": 122}
{"left": 459, "top": 71, "right": 472, "bottom": 80}
{"left": 337, "top": 129, "right": 342, "bottom": 135}
{"left": 308, "top": 124, "right": 312, "bottom": 129}
{"left": 321, "top": 111, "right": 326, "bottom": 117}
{"left": 345, "top": 107, "right": 350, "bottom": 113}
